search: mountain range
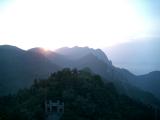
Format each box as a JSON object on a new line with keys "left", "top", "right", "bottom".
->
{"left": 0, "top": 45, "right": 160, "bottom": 107}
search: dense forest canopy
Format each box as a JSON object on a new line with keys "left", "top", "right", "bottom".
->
{"left": 0, "top": 68, "right": 159, "bottom": 120}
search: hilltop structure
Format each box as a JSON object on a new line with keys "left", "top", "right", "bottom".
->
{"left": 45, "top": 100, "right": 64, "bottom": 120}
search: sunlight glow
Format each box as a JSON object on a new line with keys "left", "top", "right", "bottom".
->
{"left": 0, "top": 0, "right": 151, "bottom": 50}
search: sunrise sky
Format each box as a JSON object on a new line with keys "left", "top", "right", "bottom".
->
{"left": 0, "top": 0, "right": 160, "bottom": 50}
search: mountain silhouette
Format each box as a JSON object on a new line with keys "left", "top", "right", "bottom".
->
{"left": 56, "top": 46, "right": 111, "bottom": 64}
{"left": 0, "top": 45, "right": 160, "bottom": 107}
{"left": 0, "top": 45, "right": 60, "bottom": 95}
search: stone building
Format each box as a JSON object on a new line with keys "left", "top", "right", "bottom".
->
{"left": 45, "top": 99, "right": 64, "bottom": 120}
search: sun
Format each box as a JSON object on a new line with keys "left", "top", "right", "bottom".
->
{"left": 0, "top": 0, "right": 151, "bottom": 49}
{"left": 42, "top": 47, "right": 49, "bottom": 52}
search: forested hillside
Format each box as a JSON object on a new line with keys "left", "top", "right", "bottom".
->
{"left": 0, "top": 69, "right": 159, "bottom": 120}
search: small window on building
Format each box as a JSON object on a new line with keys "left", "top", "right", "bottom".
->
{"left": 47, "top": 100, "right": 50, "bottom": 104}
{"left": 52, "top": 106, "right": 58, "bottom": 112}
{"left": 59, "top": 101, "right": 63, "bottom": 105}
{"left": 47, "top": 107, "right": 50, "bottom": 112}
{"left": 59, "top": 108, "right": 63, "bottom": 113}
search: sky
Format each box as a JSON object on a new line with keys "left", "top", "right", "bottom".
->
{"left": 0, "top": 0, "right": 160, "bottom": 50}
{"left": 105, "top": 39, "right": 160, "bottom": 74}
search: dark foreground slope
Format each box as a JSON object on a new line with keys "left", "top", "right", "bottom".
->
{"left": 0, "top": 69, "right": 158, "bottom": 120}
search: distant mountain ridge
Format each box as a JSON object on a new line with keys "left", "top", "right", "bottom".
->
{"left": 28, "top": 46, "right": 160, "bottom": 104}
{"left": 0, "top": 45, "right": 60, "bottom": 95}
{"left": 104, "top": 39, "right": 160, "bottom": 75}
{"left": 0, "top": 45, "right": 160, "bottom": 107}
{"left": 28, "top": 47, "right": 73, "bottom": 67}
{"left": 56, "top": 46, "right": 112, "bottom": 65}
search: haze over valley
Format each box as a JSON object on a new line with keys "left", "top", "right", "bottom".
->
{"left": 104, "top": 39, "right": 160, "bottom": 75}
